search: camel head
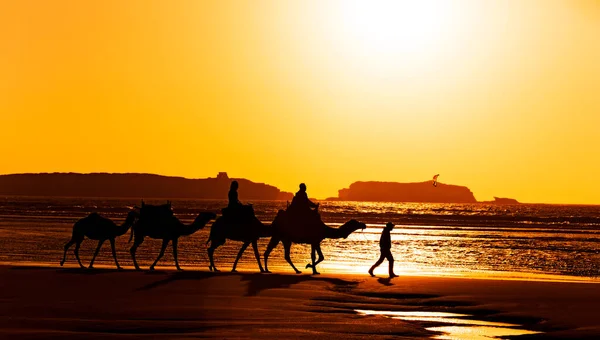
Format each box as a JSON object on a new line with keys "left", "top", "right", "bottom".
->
{"left": 192, "top": 211, "right": 217, "bottom": 226}
{"left": 125, "top": 209, "right": 140, "bottom": 225}
{"left": 337, "top": 219, "right": 367, "bottom": 239}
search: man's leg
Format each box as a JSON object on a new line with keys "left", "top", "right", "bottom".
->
{"left": 369, "top": 252, "right": 386, "bottom": 276}
{"left": 385, "top": 250, "right": 397, "bottom": 277}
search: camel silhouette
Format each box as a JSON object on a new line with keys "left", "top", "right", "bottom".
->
{"left": 129, "top": 201, "right": 216, "bottom": 271}
{"left": 263, "top": 210, "right": 366, "bottom": 274}
{"left": 60, "top": 210, "right": 139, "bottom": 269}
{"left": 206, "top": 205, "right": 271, "bottom": 273}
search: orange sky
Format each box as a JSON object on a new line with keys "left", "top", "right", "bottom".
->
{"left": 1, "top": 1, "right": 599, "bottom": 203}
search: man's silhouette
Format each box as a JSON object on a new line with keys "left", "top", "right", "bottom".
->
{"left": 289, "top": 183, "right": 318, "bottom": 212}
{"left": 369, "top": 222, "right": 397, "bottom": 278}
{"left": 228, "top": 181, "right": 242, "bottom": 209}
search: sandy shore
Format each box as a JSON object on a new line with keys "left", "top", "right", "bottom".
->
{"left": 0, "top": 266, "right": 599, "bottom": 339}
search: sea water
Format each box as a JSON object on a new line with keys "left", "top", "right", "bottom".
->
{"left": 0, "top": 196, "right": 598, "bottom": 280}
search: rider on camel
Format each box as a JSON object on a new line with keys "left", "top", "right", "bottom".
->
{"left": 228, "top": 181, "right": 242, "bottom": 209}
{"left": 289, "top": 183, "right": 319, "bottom": 215}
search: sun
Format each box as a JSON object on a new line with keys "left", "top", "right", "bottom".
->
{"left": 329, "top": 1, "right": 459, "bottom": 75}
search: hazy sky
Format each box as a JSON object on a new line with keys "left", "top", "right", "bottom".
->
{"left": 1, "top": 1, "right": 599, "bottom": 203}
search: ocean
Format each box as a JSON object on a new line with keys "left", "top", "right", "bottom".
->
{"left": 1, "top": 196, "right": 599, "bottom": 280}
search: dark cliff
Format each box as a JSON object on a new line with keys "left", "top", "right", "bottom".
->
{"left": 331, "top": 181, "right": 477, "bottom": 203}
{"left": 0, "top": 172, "right": 293, "bottom": 200}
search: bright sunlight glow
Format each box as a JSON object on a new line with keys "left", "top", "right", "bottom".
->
{"left": 331, "top": 1, "right": 463, "bottom": 75}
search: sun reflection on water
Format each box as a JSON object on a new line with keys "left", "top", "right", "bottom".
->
{"left": 355, "top": 309, "right": 541, "bottom": 339}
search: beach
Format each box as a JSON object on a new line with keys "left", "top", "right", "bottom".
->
{"left": 2, "top": 197, "right": 600, "bottom": 338}
{"left": 1, "top": 266, "right": 599, "bottom": 339}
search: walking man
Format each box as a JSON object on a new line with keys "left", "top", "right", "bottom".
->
{"left": 369, "top": 222, "right": 398, "bottom": 278}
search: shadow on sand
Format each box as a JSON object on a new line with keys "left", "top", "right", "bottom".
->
{"left": 11, "top": 266, "right": 358, "bottom": 297}
{"left": 11, "top": 265, "right": 125, "bottom": 275}
{"left": 377, "top": 277, "right": 394, "bottom": 286}
{"left": 137, "top": 271, "right": 358, "bottom": 296}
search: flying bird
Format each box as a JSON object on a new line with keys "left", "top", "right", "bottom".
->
{"left": 433, "top": 174, "right": 439, "bottom": 187}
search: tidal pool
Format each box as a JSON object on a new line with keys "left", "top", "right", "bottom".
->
{"left": 355, "top": 309, "right": 541, "bottom": 339}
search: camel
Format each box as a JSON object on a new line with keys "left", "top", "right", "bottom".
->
{"left": 60, "top": 209, "right": 139, "bottom": 269}
{"left": 206, "top": 205, "right": 271, "bottom": 273}
{"left": 263, "top": 210, "right": 366, "bottom": 275}
{"left": 129, "top": 201, "right": 216, "bottom": 271}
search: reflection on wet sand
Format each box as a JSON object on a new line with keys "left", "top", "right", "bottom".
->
{"left": 355, "top": 309, "right": 541, "bottom": 339}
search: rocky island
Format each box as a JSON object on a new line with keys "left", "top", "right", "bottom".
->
{"left": 328, "top": 181, "right": 477, "bottom": 203}
{"left": 0, "top": 172, "right": 293, "bottom": 200}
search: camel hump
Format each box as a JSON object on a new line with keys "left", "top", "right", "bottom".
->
{"left": 79, "top": 212, "right": 109, "bottom": 225}
{"left": 86, "top": 212, "right": 104, "bottom": 221}
{"left": 140, "top": 203, "right": 174, "bottom": 220}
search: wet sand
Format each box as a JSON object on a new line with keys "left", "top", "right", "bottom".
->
{"left": 0, "top": 266, "right": 598, "bottom": 339}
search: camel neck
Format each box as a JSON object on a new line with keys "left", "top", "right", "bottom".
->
{"left": 324, "top": 222, "right": 358, "bottom": 239}
{"left": 323, "top": 224, "right": 344, "bottom": 239}
{"left": 115, "top": 214, "right": 136, "bottom": 236}
{"left": 179, "top": 214, "right": 209, "bottom": 236}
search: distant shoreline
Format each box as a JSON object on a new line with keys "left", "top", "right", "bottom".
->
{"left": 0, "top": 172, "right": 293, "bottom": 201}
{"left": 0, "top": 172, "right": 521, "bottom": 204}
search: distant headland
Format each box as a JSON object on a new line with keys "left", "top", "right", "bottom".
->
{"left": 0, "top": 173, "right": 520, "bottom": 204}
{"left": 0, "top": 172, "right": 293, "bottom": 200}
{"left": 326, "top": 181, "right": 519, "bottom": 204}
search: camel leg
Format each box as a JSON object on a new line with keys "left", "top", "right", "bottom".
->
{"left": 60, "top": 239, "right": 75, "bottom": 266}
{"left": 208, "top": 237, "right": 225, "bottom": 272}
{"left": 109, "top": 238, "right": 122, "bottom": 270}
{"left": 89, "top": 239, "right": 105, "bottom": 269}
{"left": 130, "top": 237, "right": 144, "bottom": 271}
{"left": 263, "top": 236, "right": 280, "bottom": 273}
{"left": 74, "top": 241, "right": 84, "bottom": 269}
{"left": 283, "top": 241, "right": 301, "bottom": 274}
{"left": 232, "top": 242, "right": 250, "bottom": 273}
{"left": 306, "top": 246, "right": 316, "bottom": 269}
{"left": 172, "top": 238, "right": 182, "bottom": 271}
{"left": 207, "top": 245, "right": 220, "bottom": 272}
{"left": 251, "top": 240, "right": 265, "bottom": 273}
{"left": 150, "top": 239, "right": 169, "bottom": 271}
{"left": 306, "top": 244, "right": 324, "bottom": 274}
{"left": 315, "top": 244, "right": 325, "bottom": 267}
{"left": 311, "top": 245, "right": 319, "bottom": 275}
{"left": 307, "top": 244, "right": 325, "bottom": 266}
{"left": 306, "top": 245, "right": 320, "bottom": 275}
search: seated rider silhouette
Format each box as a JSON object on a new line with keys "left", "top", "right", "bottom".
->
{"left": 225, "top": 180, "right": 254, "bottom": 221}
{"left": 288, "top": 183, "right": 319, "bottom": 217}
{"left": 228, "top": 181, "right": 242, "bottom": 209}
